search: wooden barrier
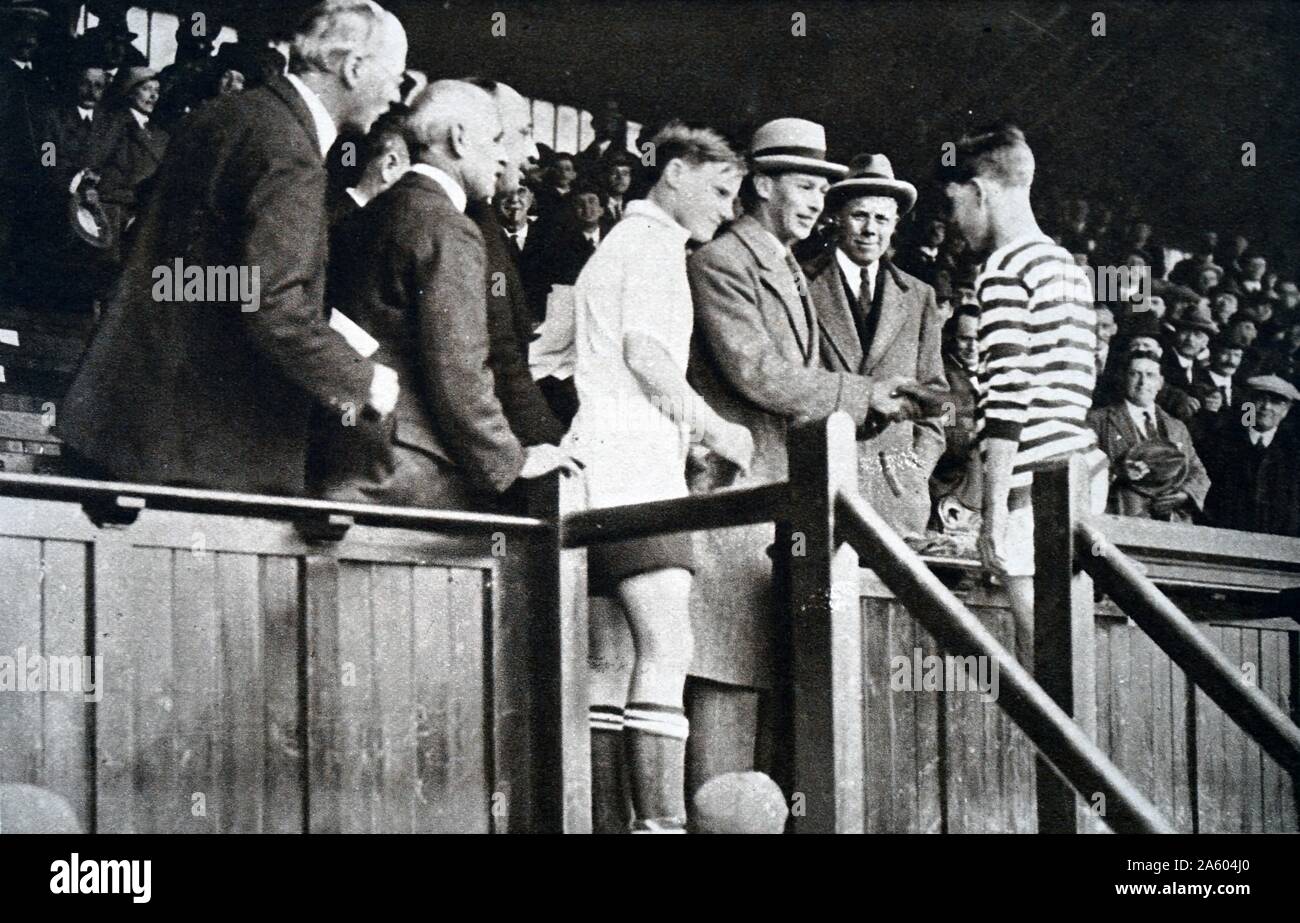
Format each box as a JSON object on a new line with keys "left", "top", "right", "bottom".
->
{"left": 0, "top": 473, "right": 586, "bottom": 833}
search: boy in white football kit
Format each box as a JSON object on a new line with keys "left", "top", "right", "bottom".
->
{"left": 564, "top": 122, "right": 753, "bottom": 832}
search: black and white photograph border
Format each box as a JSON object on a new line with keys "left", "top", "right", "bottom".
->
{"left": 0, "top": 0, "right": 1296, "bottom": 859}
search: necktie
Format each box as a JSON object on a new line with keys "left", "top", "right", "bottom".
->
{"left": 860, "top": 266, "right": 874, "bottom": 309}
{"left": 1142, "top": 410, "right": 1155, "bottom": 438}
{"left": 785, "top": 252, "right": 814, "bottom": 354}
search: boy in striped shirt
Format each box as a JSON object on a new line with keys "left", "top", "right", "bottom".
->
{"left": 939, "top": 124, "right": 1108, "bottom": 643}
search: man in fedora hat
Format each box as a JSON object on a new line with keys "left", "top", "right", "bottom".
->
{"left": 1158, "top": 300, "right": 1218, "bottom": 420}
{"left": 686, "top": 117, "right": 909, "bottom": 798}
{"left": 801, "top": 152, "right": 948, "bottom": 536}
{"left": 1088, "top": 349, "right": 1210, "bottom": 523}
{"left": 1204, "top": 374, "right": 1300, "bottom": 536}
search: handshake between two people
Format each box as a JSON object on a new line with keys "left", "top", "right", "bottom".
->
{"left": 364, "top": 363, "right": 583, "bottom": 481}
{"left": 868, "top": 374, "right": 950, "bottom": 424}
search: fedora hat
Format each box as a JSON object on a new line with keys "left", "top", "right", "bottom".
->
{"left": 827, "top": 153, "right": 918, "bottom": 214}
{"left": 1171, "top": 301, "right": 1218, "bottom": 334}
{"left": 115, "top": 65, "right": 158, "bottom": 95}
{"left": 749, "top": 118, "right": 847, "bottom": 179}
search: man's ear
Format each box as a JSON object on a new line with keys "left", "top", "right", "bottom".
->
{"left": 448, "top": 121, "right": 468, "bottom": 159}
{"left": 661, "top": 157, "right": 684, "bottom": 189}
{"left": 340, "top": 52, "right": 365, "bottom": 89}
{"left": 752, "top": 173, "right": 774, "bottom": 202}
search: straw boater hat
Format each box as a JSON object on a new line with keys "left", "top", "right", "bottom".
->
{"left": 826, "top": 153, "right": 918, "bottom": 215}
{"left": 749, "top": 118, "right": 848, "bottom": 179}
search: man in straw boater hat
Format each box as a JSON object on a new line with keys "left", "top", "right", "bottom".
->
{"left": 801, "top": 152, "right": 948, "bottom": 536}
{"left": 937, "top": 122, "right": 1109, "bottom": 661}
{"left": 1204, "top": 374, "right": 1300, "bottom": 536}
{"left": 686, "top": 118, "right": 918, "bottom": 812}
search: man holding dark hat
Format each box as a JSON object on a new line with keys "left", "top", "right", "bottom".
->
{"left": 687, "top": 117, "right": 903, "bottom": 802}
{"left": 1204, "top": 374, "right": 1300, "bottom": 536}
{"left": 1088, "top": 349, "right": 1210, "bottom": 523}
{"left": 801, "top": 151, "right": 947, "bottom": 535}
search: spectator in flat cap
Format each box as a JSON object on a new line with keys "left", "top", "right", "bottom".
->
{"left": 599, "top": 149, "right": 636, "bottom": 229}
{"left": 1204, "top": 375, "right": 1300, "bottom": 536}
{"left": 1088, "top": 350, "right": 1210, "bottom": 523}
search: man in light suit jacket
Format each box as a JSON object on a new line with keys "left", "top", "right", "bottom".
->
{"left": 1088, "top": 349, "right": 1210, "bottom": 522}
{"left": 314, "top": 81, "right": 578, "bottom": 510}
{"left": 59, "top": 1, "right": 410, "bottom": 496}
{"left": 685, "top": 119, "right": 913, "bottom": 798}
{"left": 803, "top": 153, "right": 947, "bottom": 536}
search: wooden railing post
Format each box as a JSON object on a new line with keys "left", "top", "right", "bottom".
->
{"left": 1032, "top": 455, "right": 1099, "bottom": 833}
{"left": 528, "top": 472, "right": 591, "bottom": 833}
{"left": 783, "top": 412, "right": 864, "bottom": 833}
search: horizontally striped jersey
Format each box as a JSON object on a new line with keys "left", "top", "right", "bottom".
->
{"left": 975, "top": 234, "right": 1098, "bottom": 490}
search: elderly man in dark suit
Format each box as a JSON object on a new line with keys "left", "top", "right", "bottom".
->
{"left": 59, "top": 0, "right": 409, "bottom": 496}
{"left": 1088, "top": 350, "right": 1210, "bottom": 522}
{"left": 803, "top": 153, "right": 948, "bottom": 535}
{"left": 1204, "top": 375, "right": 1300, "bottom": 536}
{"left": 314, "top": 80, "right": 579, "bottom": 510}
{"left": 686, "top": 118, "right": 910, "bottom": 795}
{"left": 463, "top": 78, "right": 563, "bottom": 448}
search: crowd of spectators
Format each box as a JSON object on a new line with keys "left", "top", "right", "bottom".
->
{"left": 2, "top": 2, "right": 1298, "bottom": 539}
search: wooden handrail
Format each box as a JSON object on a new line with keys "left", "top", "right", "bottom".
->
{"left": 0, "top": 471, "right": 548, "bottom": 536}
{"left": 835, "top": 486, "right": 1174, "bottom": 834}
{"left": 561, "top": 482, "right": 788, "bottom": 548}
{"left": 1077, "top": 518, "right": 1300, "bottom": 777}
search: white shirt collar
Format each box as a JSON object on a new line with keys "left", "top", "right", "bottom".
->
{"left": 345, "top": 187, "right": 367, "bottom": 208}
{"left": 836, "top": 248, "right": 878, "bottom": 301}
{"left": 919, "top": 245, "right": 939, "bottom": 258}
{"left": 1251, "top": 426, "right": 1277, "bottom": 447}
{"left": 624, "top": 197, "right": 691, "bottom": 245}
{"left": 12, "top": 59, "right": 32, "bottom": 71}
{"left": 505, "top": 222, "right": 528, "bottom": 242}
{"left": 1208, "top": 370, "right": 1233, "bottom": 388}
{"left": 583, "top": 227, "right": 601, "bottom": 245}
{"left": 408, "top": 163, "right": 467, "bottom": 213}
{"left": 1174, "top": 352, "right": 1194, "bottom": 370}
{"left": 1124, "top": 401, "right": 1157, "bottom": 432}
{"left": 129, "top": 107, "right": 149, "bottom": 130}
{"left": 284, "top": 72, "right": 338, "bottom": 158}
{"left": 77, "top": 105, "right": 94, "bottom": 121}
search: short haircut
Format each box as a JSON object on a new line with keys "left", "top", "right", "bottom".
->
{"left": 642, "top": 119, "right": 744, "bottom": 187}
{"left": 360, "top": 113, "right": 409, "bottom": 167}
{"left": 942, "top": 303, "right": 980, "bottom": 342}
{"left": 935, "top": 121, "right": 1034, "bottom": 188}
{"left": 1125, "top": 348, "right": 1162, "bottom": 372}
{"left": 290, "top": 0, "right": 389, "bottom": 75}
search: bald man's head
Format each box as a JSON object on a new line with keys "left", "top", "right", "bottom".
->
{"left": 404, "top": 80, "right": 506, "bottom": 200}
{"left": 463, "top": 78, "right": 537, "bottom": 193}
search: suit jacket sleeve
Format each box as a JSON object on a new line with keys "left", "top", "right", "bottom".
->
{"left": 237, "top": 146, "right": 375, "bottom": 412}
{"left": 419, "top": 217, "right": 527, "bottom": 493}
{"left": 485, "top": 278, "right": 564, "bottom": 446}
{"left": 912, "top": 283, "right": 948, "bottom": 466}
{"left": 1170, "top": 416, "right": 1211, "bottom": 511}
{"left": 689, "top": 247, "right": 873, "bottom": 424}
